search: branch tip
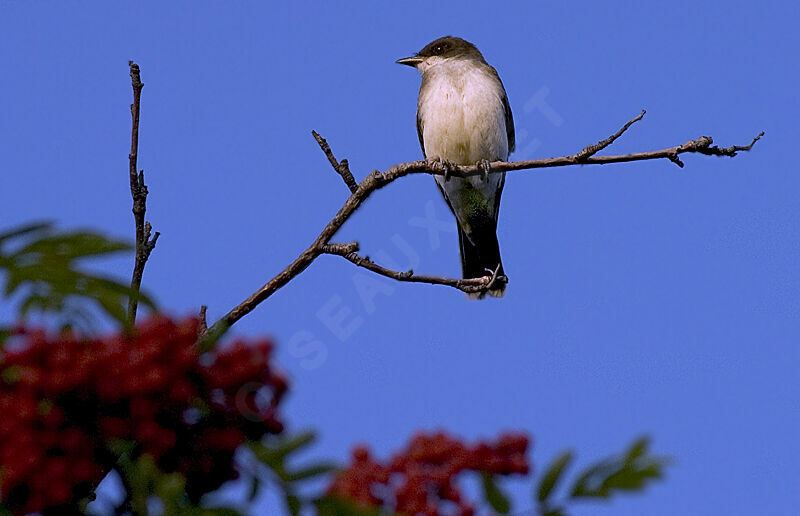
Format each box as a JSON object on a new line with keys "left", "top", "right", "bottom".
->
{"left": 573, "top": 109, "right": 647, "bottom": 161}
{"left": 198, "top": 306, "right": 208, "bottom": 338}
{"left": 126, "top": 61, "right": 156, "bottom": 324}
{"left": 312, "top": 130, "right": 358, "bottom": 193}
{"left": 694, "top": 131, "right": 764, "bottom": 157}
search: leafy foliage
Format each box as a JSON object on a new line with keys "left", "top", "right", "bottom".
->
{"left": 0, "top": 222, "right": 153, "bottom": 327}
{"left": 119, "top": 453, "right": 246, "bottom": 515}
{"left": 481, "top": 472, "right": 512, "bottom": 514}
{"left": 0, "top": 222, "right": 671, "bottom": 516}
{"left": 314, "top": 497, "right": 385, "bottom": 516}
{"left": 536, "top": 451, "right": 573, "bottom": 503}
{"left": 249, "top": 431, "right": 338, "bottom": 516}
{"left": 535, "top": 437, "right": 669, "bottom": 516}
{"left": 570, "top": 438, "right": 667, "bottom": 499}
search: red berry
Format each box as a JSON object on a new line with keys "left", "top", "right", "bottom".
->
{"left": 0, "top": 315, "right": 287, "bottom": 514}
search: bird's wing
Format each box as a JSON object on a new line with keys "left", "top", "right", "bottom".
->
{"left": 487, "top": 65, "right": 515, "bottom": 155}
{"left": 492, "top": 170, "right": 505, "bottom": 222}
{"left": 416, "top": 109, "right": 426, "bottom": 159}
{"left": 502, "top": 90, "right": 515, "bottom": 154}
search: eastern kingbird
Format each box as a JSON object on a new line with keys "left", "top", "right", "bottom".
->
{"left": 397, "top": 36, "right": 514, "bottom": 299}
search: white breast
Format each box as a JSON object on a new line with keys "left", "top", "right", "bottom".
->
{"left": 418, "top": 59, "right": 509, "bottom": 165}
{"left": 418, "top": 59, "right": 509, "bottom": 225}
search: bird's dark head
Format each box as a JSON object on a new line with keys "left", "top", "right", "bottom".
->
{"left": 396, "top": 36, "right": 485, "bottom": 72}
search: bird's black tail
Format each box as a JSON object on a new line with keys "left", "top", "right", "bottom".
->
{"left": 458, "top": 225, "right": 507, "bottom": 299}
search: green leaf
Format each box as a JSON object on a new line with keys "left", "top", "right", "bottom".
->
{"left": 537, "top": 451, "right": 573, "bottom": 502}
{"left": 481, "top": 472, "right": 511, "bottom": 514}
{"left": 249, "top": 431, "right": 320, "bottom": 484}
{"left": 0, "top": 223, "right": 155, "bottom": 327}
{"left": 106, "top": 439, "right": 137, "bottom": 457}
{"left": 315, "top": 497, "right": 384, "bottom": 516}
{"left": 249, "top": 442, "right": 287, "bottom": 479}
{"left": 126, "top": 455, "right": 159, "bottom": 515}
{"left": 13, "top": 231, "right": 131, "bottom": 260}
{"left": 570, "top": 437, "right": 669, "bottom": 500}
{"left": 285, "top": 493, "right": 302, "bottom": 516}
{"left": 251, "top": 431, "right": 317, "bottom": 465}
{"left": 181, "top": 508, "right": 245, "bottom": 516}
{"left": 116, "top": 452, "right": 249, "bottom": 515}
{"left": 156, "top": 471, "right": 188, "bottom": 513}
{"left": 247, "top": 475, "right": 260, "bottom": 501}
{"left": 0, "top": 221, "right": 52, "bottom": 244}
{"left": 625, "top": 438, "right": 648, "bottom": 461}
{"left": 285, "top": 462, "right": 339, "bottom": 482}
{"left": 273, "top": 430, "right": 317, "bottom": 456}
{"left": 198, "top": 319, "right": 230, "bottom": 352}
{"left": 0, "top": 326, "right": 14, "bottom": 345}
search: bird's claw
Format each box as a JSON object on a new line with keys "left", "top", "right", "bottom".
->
{"left": 429, "top": 158, "right": 457, "bottom": 182}
{"left": 476, "top": 159, "right": 491, "bottom": 181}
{"left": 483, "top": 264, "right": 505, "bottom": 290}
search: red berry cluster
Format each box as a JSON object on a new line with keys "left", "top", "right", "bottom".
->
{"left": 0, "top": 316, "right": 287, "bottom": 515}
{"left": 326, "top": 431, "right": 530, "bottom": 516}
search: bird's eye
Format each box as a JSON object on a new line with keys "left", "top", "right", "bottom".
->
{"left": 433, "top": 44, "right": 446, "bottom": 55}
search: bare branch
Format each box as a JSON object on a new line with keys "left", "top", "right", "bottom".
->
{"left": 321, "top": 242, "right": 492, "bottom": 294}
{"left": 198, "top": 305, "right": 208, "bottom": 338}
{"left": 312, "top": 130, "right": 359, "bottom": 193}
{"left": 697, "top": 131, "right": 764, "bottom": 157}
{"left": 127, "top": 61, "right": 160, "bottom": 324}
{"left": 572, "top": 110, "right": 646, "bottom": 161}
{"left": 206, "top": 115, "right": 764, "bottom": 336}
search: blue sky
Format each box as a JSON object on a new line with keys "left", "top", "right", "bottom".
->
{"left": 1, "top": 1, "right": 798, "bottom": 515}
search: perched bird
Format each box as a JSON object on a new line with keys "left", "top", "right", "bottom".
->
{"left": 397, "top": 36, "right": 514, "bottom": 298}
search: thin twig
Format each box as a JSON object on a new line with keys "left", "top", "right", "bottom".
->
{"left": 572, "top": 110, "right": 647, "bottom": 161}
{"left": 312, "top": 130, "right": 359, "bottom": 193}
{"left": 126, "top": 61, "right": 160, "bottom": 324}
{"left": 697, "top": 131, "right": 764, "bottom": 156}
{"left": 321, "top": 242, "right": 492, "bottom": 294}
{"left": 206, "top": 113, "right": 764, "bottom": 336}
{"left": 198, "top": 305, "right": 208, "bottom": 338}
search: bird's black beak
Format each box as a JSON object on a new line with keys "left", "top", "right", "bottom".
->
{"left": 396, "top": 55, "right": 423, "bottom": 67}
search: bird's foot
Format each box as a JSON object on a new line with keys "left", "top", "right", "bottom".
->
{"left": 476, "top": 159, "right": 492, "bottom": 181}
{"left": 483, "top": 264, "right": 505, "bottom": 289}
{"left": 481, "top": 264, "right": 508, "bottom": 298}
{"left": 428, "top": 158, "right": 457, "bottom": 182}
